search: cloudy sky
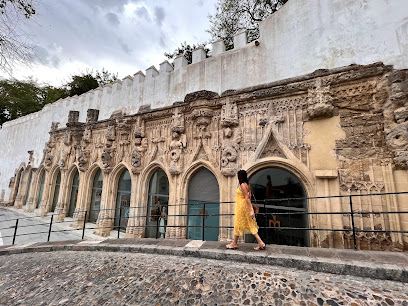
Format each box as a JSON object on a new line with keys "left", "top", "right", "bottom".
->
{"left": 3, "top": 0, "right": 217, "bottom": 86}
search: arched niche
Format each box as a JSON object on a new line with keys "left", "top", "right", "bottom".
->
{"left": 67, "top": 168, "right": 79, "bottom": 217}
{"left": 51, "top": 169, "right": 61, "bottom": 212}
{"left": 248, "top": 167, "right": 309, "bottom": 247}
{"left": 24, "top": 170, "right": 33, "bottom": 206}
{"left": 145, "top": 168, "right": 169, "bottom": 238}
{"left": 89, "top": 168, "right": 103, "bottom": 223}
{"left": 36, "top": 169, "right": 46, "bottom": 209}
{"left": 114, "top": 168, "right": 132, "bottom": 232}
{"left": 187, "top": 167, "right": 220, "bottom": 241}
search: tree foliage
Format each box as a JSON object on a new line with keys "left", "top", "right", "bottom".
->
{"left": 0, "top": 78, "right": 45, "bottom": 126}
{"left": 0, "top": 0, "right": 37, "bottom": 75}
{"left": 66, "top": 69, "right": 118, "bottom": 96}
{"left": 165, "top": 42, "right": 210, "bottom": 65}
{"left": 207, "top": 0, "right": 288, "bottom": 49}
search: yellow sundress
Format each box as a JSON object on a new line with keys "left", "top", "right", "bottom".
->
{"left": 233, "top": 187, "right": 259, "bottom": 236}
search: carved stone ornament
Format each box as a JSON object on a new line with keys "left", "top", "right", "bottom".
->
{"left": 220, "top": 102, "right": 238, "bottom": 128}
{"left": 58, "top": 149, "right": 69, "bottom": 168}
{"left": 192, "top": 109, "right": 214, "bottom": 139}
{"left": 386, "top": 122, "right": 408, "bottom": 169}
{"left": 305, "top": 79, "right": 334, "bottom": 120}
{"left": 169, "top": 111, "right": 187, "bottom": 175}
{"left": 101, "top": 148, "right": 114, "bottom": 172}
{"left": 106, "top": 123, "right": 116, "bottom": 142}
{"left": 184, "top": 90, "right": 219, "bottom": 103}
{"left": 220, "top": 121, "right": 241, "bottom": 177}
{"left": 169, "top": 132, "right": 187, "bottom": 175}
{"left": 51, "top": 122, "right": 60, "bottom": 131}
{"left": 78, "top": 148, "right": 90, "bottom": 171}
{"left": 63, "top": 130, "right": 72, "bottom": 146}
{"left": 131, "top": 151, "right": 141, "bottom": 173}
{"left": 83, "top": 127, "right": 92, "bottom": 143}
{"left": 27, "top": 150, "right": 34, "bottom": 166}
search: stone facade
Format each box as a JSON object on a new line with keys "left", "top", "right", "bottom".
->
{"left": 1, "top": 0, "right": 408, "bottom": 251}
{"left": 4, "top": 63, "right": 408, "bottom": 251}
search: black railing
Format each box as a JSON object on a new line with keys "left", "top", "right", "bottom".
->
{"left": 0, "top": 191, "right": 407, "bottom": 250}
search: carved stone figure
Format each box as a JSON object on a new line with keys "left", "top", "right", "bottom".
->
{"left": 63, "top": 131, "right": 72, "bottom": 146}
{"left": 50, "top": 122, "right": 60, "bottom": 131}
{"left": 58, "top": 149, "right": 69, "bottom": 168}
{"left": 78, "top": 148, "right": 90, "bottom": 171}
{"left": 305, "top": 79, "right": 334, "bottom": 120}
{"left": 192, "top": 109, "right": 213, "bottom": 139}
{"left": 106, "top": 124, "right": 116, "bottom": 142}
{"left": 386, "top": 122, "right": 408, "bottom": 169}
{"left": 83, "top": 127, "right": 92, "bottom": 143}
{"left": 101, "top": 148, "right": 114, "bottom": 172}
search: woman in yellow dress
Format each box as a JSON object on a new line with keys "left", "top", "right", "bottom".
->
{"left": 226, "top": 170, "right": 266, "bottom": 250}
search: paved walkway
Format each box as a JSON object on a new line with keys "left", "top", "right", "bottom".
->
{"left": 0, "top": 245, "right": 407, "bottom": 305}
{"left": 0, "top": 207, "right": 124, "bottom": 246}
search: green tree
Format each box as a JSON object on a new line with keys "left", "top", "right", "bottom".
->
{"left": 0, "top": 0, "right": 37, "bottom": 74}
{"left": 42, "top": 85, "right": 68, "bottom": 105}
{"left": 165, "top": 42, "right": 210, "bottom": 65}
{"left": 207, "top": 0, "right": 288, "bottom": 50}
{"left": 0, "top": 78, "right": 43, "bottom": 126}
{"left": 66, "top": 69, "right": 118, "bottom": 97}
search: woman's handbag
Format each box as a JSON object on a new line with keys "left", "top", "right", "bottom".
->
{"left": 251, "top": 193, "right": 259, "bottom": 214}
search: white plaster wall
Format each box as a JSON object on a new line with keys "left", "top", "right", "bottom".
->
{"left": 1, "top": 0, "right": 408, "bottom": 199}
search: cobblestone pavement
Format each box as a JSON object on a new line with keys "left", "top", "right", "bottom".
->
{"left": 0, "top": 251, "right": 407, "bottom": 305}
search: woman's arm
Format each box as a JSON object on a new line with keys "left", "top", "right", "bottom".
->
{"left": 241, "top": 183, "right": 255, "bottom": 219}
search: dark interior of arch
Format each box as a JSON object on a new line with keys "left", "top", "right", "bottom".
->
{"left": 248, "top": 167, "right": 309, "bottom": 247}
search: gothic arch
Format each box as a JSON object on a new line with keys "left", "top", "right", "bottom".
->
{"left": 47, "top": 165, "right": 61, "bottom": 213}
{"left": 245, "top": 157, "right": 315, "bottom": 199}
{"left": 83, "top": 163, "right": 103, "bottom": 212}
{"left": 65, "top": 165, "right": 80, "bottom": 217}
{"left": 181, "top": 160, "right": 222, "bottom": 204}
{"left": 105, "top": 163, "right": 132, "bottom": 217}
{"left": 136, "top": 162, "right": 171, "bottom": 237}
{"left": 31, "top": 165, "right": 46, "bottom": 210}
{"left": 10, "top": 164, "right": 26, "bottom": 204}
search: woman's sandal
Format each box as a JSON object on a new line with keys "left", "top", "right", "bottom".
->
{"left": 226, "top": 244, "right": 238, "bottom": 250}
{"left": 254, "top": 243, "right": 266, "bottom": 251}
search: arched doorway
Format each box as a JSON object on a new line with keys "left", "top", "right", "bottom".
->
{"left": 68, "top": 169, "right": 79, "bottom": 217}
{"left": 89, "top": 169, "right": 103, "bottom": 223}
{"left": 36, "top": 171, "right": 45, "bottom": 209}
{"left": 12, "top": 168, "right": 24, "bottom": 203}
{"left": 187, "top": 168, "right": 220, "bottom": 241}
{"left": 51, "top": 170, "right": 61, "bottom": 212}
{"left": 249, "top": 167, "right": 308, "bottom": 246}
{"left": 114, "top": 169, "right": 131, "bottom": 232}
{"left": 24, "top": 171, "right": 33, "bottom": 206}
{"left": 145, "top": 168, "right": 169, "bottom": 238}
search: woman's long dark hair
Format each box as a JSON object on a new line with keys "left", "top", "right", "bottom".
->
{"left": 237, "top": 170, "right": 249, "bottom": 185}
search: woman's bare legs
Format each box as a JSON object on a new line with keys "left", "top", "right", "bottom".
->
{"left": 226, "top": 235, "right": 239, "bottom": 248}
{"left": 253, "top": 233, "right": 265, "bottom": 248}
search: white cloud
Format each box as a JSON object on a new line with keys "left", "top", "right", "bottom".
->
{"left": 1, "top": 0, "right": 217, "bottom": 86}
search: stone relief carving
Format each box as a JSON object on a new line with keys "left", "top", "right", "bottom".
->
{"left": 386, "top": 122, "right": 408, "bottom": 169}
{"left": 169, "top": 111, "right": 187, "bottom": 175}
{"left": 305, "top": 78, "right": 334, "bottom": 120}
{"left": 101, "top": 148, "right": 115, "bottom": 173}
{"left": 78, "top": 149, "right": 90, "bottom": 172}
{"left": 192, "top": 109, "right": 213, "bottom": 139}
{"left": 220, "top": 102, "right": 241, "bottom": 176}
{"left": 58, "top": 148, "right": 69, "bottom": 169}
{"left": 131, "top": 123, "right": 148, "bottom": 174}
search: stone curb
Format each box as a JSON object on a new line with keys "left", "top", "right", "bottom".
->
{"left": 0, "top": 242, "right": 407, "bottom": 283}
